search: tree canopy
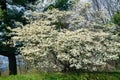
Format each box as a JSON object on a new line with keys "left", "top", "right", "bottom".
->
{"left": 0, "top": 0, "right": 120, "bottom": 74}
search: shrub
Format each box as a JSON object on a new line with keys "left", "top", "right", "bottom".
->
{"left": 12, "top": 13, "right": 120, "bottom": 72}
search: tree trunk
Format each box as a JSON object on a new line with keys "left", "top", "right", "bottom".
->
{"left": 8, "top": 54, "right": 17, "bottom": 75}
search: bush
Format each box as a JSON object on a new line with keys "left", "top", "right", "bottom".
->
{"left": 12, "top": 11, "right": 120, "bottom": 72}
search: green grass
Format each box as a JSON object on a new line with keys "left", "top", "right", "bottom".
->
{"left": 0, "top": 72, "right": 120, "bottom": 80}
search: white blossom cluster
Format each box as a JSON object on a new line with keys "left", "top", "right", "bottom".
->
{"left": 12, "top": 9, "right": 120, "bottom": 72}
{"left": 55, "top": 29, "right": 120, "bottom": 71}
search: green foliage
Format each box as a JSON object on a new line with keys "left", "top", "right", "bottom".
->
{"left": 0, "top": 73, "right": 120, "bottom": 80}
{"left": 111, "top": 11, "right": 120, "bottom": 36}
{"left": 12, "top": 0, "right": 27, "bottom": 5}
{"left": 112, "top": 11, "right": 120, "bottom": 26}
{"left": 0, "top": 1, "right": 18, "bottom": 56}
{"left": 0, "top": 73, "right": 44, "bottom": 80}
{"left": 46, "top": 0, "right": 72, "bottom": 11}
{"left": 0, "top": 9, "right": 5, "bottom": 20}
{"left": 0, "top": 9, "right": 14, "bottom": 53}
{"left": 12, "top": 0, "right": 38, "bottom": 5}
{"left": 54, "top": 0, "right": 74, "bottom": 10}
{"left": 0, "top": 9, "right": 3, "bottom": 19}
{"left": 55, "top": 0, "right": 69, "bottom": 10}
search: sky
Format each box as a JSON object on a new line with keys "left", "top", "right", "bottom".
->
{"left": 0, "top": 55, "right": 8, "bottom": 71}
{"left": 80, "top": 0, "right": 88, "bottom": 2}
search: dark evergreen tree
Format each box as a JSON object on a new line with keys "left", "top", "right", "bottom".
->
{"left": 55, "top": 0, "right": 70, "bottom": 10}
{"left": 0, "top": 0, "right": 36, "bottom": 75}
{"left": 0, "top": 0, "right": 17, "bottom": 75}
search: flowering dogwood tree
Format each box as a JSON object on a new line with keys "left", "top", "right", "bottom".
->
{"left": 12, "top": 9, "right": 120, "bottom": 72}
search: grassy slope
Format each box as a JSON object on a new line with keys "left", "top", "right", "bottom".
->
{"left": 0, "top": 72, "right": 120, "bottom": 80}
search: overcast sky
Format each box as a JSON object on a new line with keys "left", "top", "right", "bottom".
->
{"left": 80, "top": 0, "right": 88, "bottom": 2}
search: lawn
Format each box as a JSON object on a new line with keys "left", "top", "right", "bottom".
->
{"left": 0, "top": 72, "right": 120, "bottom": 80}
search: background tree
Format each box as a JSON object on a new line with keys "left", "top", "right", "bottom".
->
{"left": 91, "top": 0, "right": 120, "bottom": 17}
{"left": 0, "top": 10, "right": 17, "bottom": 74}
{"left": 0, "top": 0, "right": 25, "bottom": 75}
{"left": 54, "top": 0, "right": 72, "bottom": 10}
{"left": 111, "top": 10, "right": 120, "bottom": 37}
